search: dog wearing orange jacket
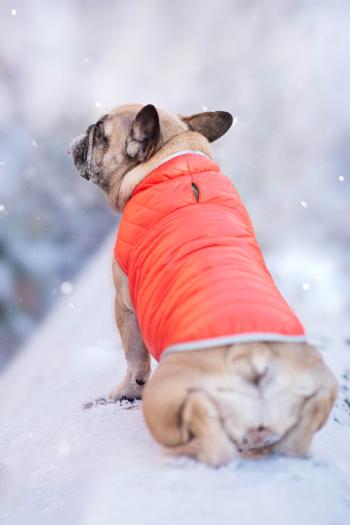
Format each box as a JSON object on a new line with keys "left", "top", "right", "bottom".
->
{"left": 70, "top": 104, "right": 337, "bottom": 466}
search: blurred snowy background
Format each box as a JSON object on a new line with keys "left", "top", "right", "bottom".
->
{"left": 0, "top": 0, "right": 349, "bottom": 370}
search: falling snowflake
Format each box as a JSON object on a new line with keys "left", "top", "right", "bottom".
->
{"left": 57, "top": 443, "right": 71, "bottom": 456}
{"left": 32, "top": 139, "right": 38, "bottom": 148}
{"left": 338, "top": 176, "right": 344, "bottom": 182}
{"left": 60, "top": 281, "right": 73, "bottom": 295}
{"left": 11, "top": 9, "right": 16, "bottom": 16}
{"left": 0, "top": 161, "right": 6, "bottom": 167}
{"left": 202, "top": 106, "right": 208, "bottom": 112}
{"left": 302, "top": 282, "right": 310, "bottom": 291}
{"left": 84, "top": 56, "right": 90, "bottom": 64}
{"left": 95, "top": 100, "right": 102, "bottom": 109}
{"left": 232, "top": 116, "right": 239, "bottom": 126}
{"left": 300, "top": 200, "right": 308, "bottom": 208}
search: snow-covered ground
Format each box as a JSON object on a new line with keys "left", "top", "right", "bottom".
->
{"left": 1, "top": 235, "right": 350, "bottom": 525}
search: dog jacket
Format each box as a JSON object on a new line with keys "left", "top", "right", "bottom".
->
{"left": 114, "top": 152, "right": 306, "bottom": 361}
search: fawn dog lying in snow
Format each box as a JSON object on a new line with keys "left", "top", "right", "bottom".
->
{"left": 70, "top": 103, "right": 337, "bottom": 466}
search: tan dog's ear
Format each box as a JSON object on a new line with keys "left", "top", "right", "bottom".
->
{"left": 126, "top": 104, "right": 160, "bottom": 162}
{"left": 181, "top": 111, "right": 233, "bottom": 142}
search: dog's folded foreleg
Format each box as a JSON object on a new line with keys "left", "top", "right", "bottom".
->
{"left": 108, "top": 259, "right": 151, "bottom": 401}
{"left": 84, "top": 261, "right": 150, "bottom": 409}
{"left": 108, "top": 302, "right": 151, "bottom": 401}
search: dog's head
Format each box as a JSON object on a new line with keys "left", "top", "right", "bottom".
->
{"left": 69, "top": 103, "right": 232, "bottom": 211}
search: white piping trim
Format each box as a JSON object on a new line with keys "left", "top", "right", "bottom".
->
{"left": 150, "top": 150, "right": 211, "bottom": 173}
{"left": 161, "top": 333, "right": 308, "bottom": 359}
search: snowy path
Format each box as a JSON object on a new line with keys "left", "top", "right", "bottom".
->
{"left": 1, "top": 235, "right": 350, "bottom": 525}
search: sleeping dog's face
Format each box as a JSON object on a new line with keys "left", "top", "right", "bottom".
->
{"left": 69, "top": 103, "right": 232, "bottom": 210}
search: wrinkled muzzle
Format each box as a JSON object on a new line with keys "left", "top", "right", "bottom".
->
{"left": 69, "top": 131, "right": 94, "bottom": 180}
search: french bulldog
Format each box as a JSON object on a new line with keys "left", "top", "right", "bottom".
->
{"left": 70, "top": 103, "right": 337, "bottom": 466}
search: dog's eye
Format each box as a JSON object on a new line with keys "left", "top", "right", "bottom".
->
{"left": 94, "top": 121, "right": 108, "bottom": 145}
{"left": 94, "top": 122, "right": 103, "bottom": 140}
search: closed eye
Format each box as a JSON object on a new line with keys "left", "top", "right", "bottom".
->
{"left": 94, "top": 121, "right": 105, "bottom": 143}
{"left": 93, "top": 114, "right": 109, "bottom": 145}
{"left": 83, "top": 115, "right": 109, "bottom": 168}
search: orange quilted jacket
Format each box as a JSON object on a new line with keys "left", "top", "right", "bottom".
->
{"left": 114, "top": 152, "right": 305, "bottom": 361}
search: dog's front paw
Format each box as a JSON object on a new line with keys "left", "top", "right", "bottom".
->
{"left": 83, "top": 378, "right": 145, "bottom": 410}
{"left": 108, "top": 379, "right": 144, "bottom": 403}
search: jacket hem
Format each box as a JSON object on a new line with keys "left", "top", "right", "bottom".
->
{"left": 160, "top": 333, "right": 308, "bottom": 359}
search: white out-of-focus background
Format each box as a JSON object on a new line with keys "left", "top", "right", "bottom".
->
{"left": 1, "top": 0, "right": 349, "bottom": 369}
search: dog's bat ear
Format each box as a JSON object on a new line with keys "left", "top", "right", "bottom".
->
{"left": 126, "top": 104, "right": 160, "bottom": 162}
{"left": 181, "top": 111, "right": 233, "bottom": 142}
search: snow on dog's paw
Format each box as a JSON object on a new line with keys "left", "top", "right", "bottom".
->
{"left": 119, "top": 399, "right": 141, "bottom": 410}
{"left": 82, "top": 397, "right": 112, "bottom": 410}
{"left": 83, "top": 377, "right": 145, "bottom": 410}
{"left": 82, "top": 393, "right": 142, "bottom": 410}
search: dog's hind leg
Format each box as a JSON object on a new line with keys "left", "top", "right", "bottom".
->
{"left": 143, "top": 365, "right": 237, "bottom": 466}
{"left": 272, "top": 380, "right": 337, "bottom": 456}
{"left": 176, "top": 390, "right": 237, "bottom": 466}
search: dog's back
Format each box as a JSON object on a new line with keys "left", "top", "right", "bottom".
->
{"left": 115, "top": 151, "right": 305, "bottom": 361}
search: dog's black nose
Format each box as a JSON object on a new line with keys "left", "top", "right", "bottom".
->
{"left": 135, "top": 378, "right": 145, "bottom": 386}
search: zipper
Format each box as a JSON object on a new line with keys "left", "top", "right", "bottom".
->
{"left": 191, "top": 182, "right": 200, "bottom": 202}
